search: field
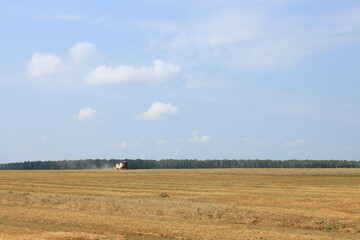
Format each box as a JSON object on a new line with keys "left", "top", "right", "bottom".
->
{"left": 0, "top": 169, "right": 359, "bottom": 240}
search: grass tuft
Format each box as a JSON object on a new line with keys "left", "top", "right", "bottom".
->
{"left": 160, "top": 192, "right": 170, "bottom": 198}
{"left": 324, "top": 226, "right": 337, "bottom": 230}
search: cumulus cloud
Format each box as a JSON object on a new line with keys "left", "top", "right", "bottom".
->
{"left": 281, "top": 139, "right": 305, "bottom": 148}
{"left": 27, "top": 42, "right": 98, "bottom": 81}
{"left": 83, "top": 59, "right": 181, "bottom": 86}
{"left": 69, "top": 42, "right": 99, "bottom": 64}
{"left": 27, "top": 53, "right": 64, "bottom": 78}
{"left": 136, "top": 102, "right": 179, "bottom": 121}
{"left": 73, "top": 107, "right": 97, "bottom": 121}
{"left": 189, "top": 131, "right": 211, "bottom": 143}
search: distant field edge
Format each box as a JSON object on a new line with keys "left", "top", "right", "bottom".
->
{"left": 0, "top": 159, "right": 359, "bottom": 170}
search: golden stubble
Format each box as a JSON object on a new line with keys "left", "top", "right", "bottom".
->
{"left": 0, "top": 168, "right": 359, "bottom": 239}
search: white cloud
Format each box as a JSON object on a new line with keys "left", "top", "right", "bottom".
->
{"left": 39, "top": 136, "right": 49, "bottom": 142}
{"left": 136, "top": 102, "right": 179, "bottom": 121}
{"left": 120, "top": 141, "right": 139, "bottom": 149}
{"left": 27, "top": 53, "right": 64, "bottom": 78}
{"left": 140, "top": 5, "right": 360, "bottom": 70}
{"left": 83, "top": 59, "right": 181, "bottom": 86}
{"left": 69, "top": 42, "right": 99, "bottom": 64}
{"left": 281, "top": 139, "right": 305, "bottom": 148}
{"left": 73, "top": 107, "right": 97, "bottom": 121}
{"left": 190, "top": 131, "right": 211, "bottom": 143}
{"left": 26, "top": 42, "right": 99, "bottom": 82}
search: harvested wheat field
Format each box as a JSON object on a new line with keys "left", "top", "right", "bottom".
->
{"left": 0, "top": 169, "right": 359, "bottom": 240}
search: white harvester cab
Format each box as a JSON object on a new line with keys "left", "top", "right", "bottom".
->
{"left": 115, "top": 161, "right": 129, "bottom": 170}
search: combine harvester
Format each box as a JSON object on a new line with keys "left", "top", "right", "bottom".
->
{"left": 115, "top": 161, "right": 129, "bottom": 170}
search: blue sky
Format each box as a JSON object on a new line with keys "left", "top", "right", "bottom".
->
{"left": 1, "top": 0, "right": 360, "bottom": 162}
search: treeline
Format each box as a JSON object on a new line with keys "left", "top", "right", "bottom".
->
{"left": 0, "top": 159, "right": 359, "bottom": 170}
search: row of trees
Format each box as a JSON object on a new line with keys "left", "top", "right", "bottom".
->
{"left": 0, "top": 159, "right": 359, "bottom": 170}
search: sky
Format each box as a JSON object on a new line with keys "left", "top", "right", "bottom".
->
{"left": 1, "top": 0, "right": 360, "bottom": 163}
